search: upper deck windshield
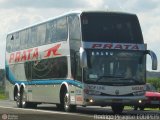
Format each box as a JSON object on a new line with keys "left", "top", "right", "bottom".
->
{"left": 81, "top": 12, "right": 143, "bottom": 43}
{"left": 84, "top": 50, "right": 146, "bottom": 85}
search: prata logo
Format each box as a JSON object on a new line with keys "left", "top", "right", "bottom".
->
{"left": 9, "top": 44, "right": 62, "bottom": 64}
{"left": 44, "top": 44, "right": 61, "bottom": 57}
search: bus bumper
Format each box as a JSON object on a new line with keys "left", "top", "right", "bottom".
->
{"left": 83, "top": 95, "right": 146, "bottom": 106}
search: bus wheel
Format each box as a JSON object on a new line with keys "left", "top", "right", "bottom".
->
{"left": 21, "top": 90, "right": 28, "bottom": 108}
{"left": 63, "top": 91, "right": 76, "bottom": 112}
{"left": 21, "top": 90, "right": 37, "bottom": 108}
{"left": 111, "top": 104, "right": 124, "bottom": 114}
{"left": 16, "top": 92, "right": 22, "bottom": 108}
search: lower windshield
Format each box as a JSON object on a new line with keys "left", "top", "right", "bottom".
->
{"left": 84, "top": 50, "right": 146, "bottom": 85}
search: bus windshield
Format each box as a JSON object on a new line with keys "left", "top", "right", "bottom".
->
{"left": 84, "top": 50, "right": 146, "bottom": 85}
{"left": 81, "top": 12, "right": 143, "bottom": 43}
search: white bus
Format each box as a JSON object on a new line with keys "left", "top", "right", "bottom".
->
{"left": 5, "top": 10, "right": 157, "bottom": 114}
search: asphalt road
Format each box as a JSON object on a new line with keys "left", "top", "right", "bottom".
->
{"left": 0, "top": 100, "right": 160, "bottom": 120}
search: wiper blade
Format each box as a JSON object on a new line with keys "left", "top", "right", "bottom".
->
{"left": 118, "top": 78, "right": 144, "bottom": 84}
{"left": 96, "top": 75, "right": 122, "bottom": 82}
{"left": 96, "top": 75, "right": 114, "bottom": 82}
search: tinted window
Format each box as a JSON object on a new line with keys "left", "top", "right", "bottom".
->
{"left": 37, "top": 24, "right": 46, "bottom": 45}
{"left": 25, "top": 62, "right": 32, "bottom": 80}
{"left": 14, "top": 32, "right": 20, "bottom": 51}
{"left": 69, "top": 15, "right": 81, "bottom": 40}
{"left": 81, "top": 12, "right": 143, "bottom": 43}
{"left": 46, "top": 20, "right": 57, "bottom": 43}
{"left": 28, "top": 27, "right": 37, "bottom": 47}
{"left": 6, "top": 35, "right": 13, "bottom": 52}
{"left": 69, "top": 15, "right": 81, "bottom": 79}
{"left": 20, "top": 29, "right": 28, "bottom": 49}
{"left": 56, "top": 17, "right": 68, "bottom": 41}
{"left": 31, "top": 57, "right": 68, "bottom": 79}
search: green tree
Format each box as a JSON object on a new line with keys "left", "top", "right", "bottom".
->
{"left": 147, "top": 78, "right": 160, "bottom": 91}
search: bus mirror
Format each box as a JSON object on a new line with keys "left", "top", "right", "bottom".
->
{"left": 146, "top": 50, "right": 158, "bottom": 70}
{"left": 79, "top": 47, "right": 88, "bottom": 68}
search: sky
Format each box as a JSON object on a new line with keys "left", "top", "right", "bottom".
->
{"left": 0, "top": 0, "right": 159, "bottom": 71}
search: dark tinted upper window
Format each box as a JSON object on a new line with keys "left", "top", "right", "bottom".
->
{"left": 81, "top": 12, "right": 143, "bottom": 43}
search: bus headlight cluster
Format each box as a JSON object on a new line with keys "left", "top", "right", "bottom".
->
{"left": 86, "top": 98, "right": 94, "bottom": 103}
{"left": 133, "top": 91, "right": 145, "bottom": 96}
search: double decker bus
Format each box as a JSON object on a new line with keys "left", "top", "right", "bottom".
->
{"left": 5, "top": 10, "right": 157, "bottom": 114}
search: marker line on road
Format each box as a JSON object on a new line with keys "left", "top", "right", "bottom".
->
{"left": 0, "top": 106, "right": 93, "bottom": 118}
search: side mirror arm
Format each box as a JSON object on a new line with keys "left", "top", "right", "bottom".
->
{"left": 146, "top": 50, "right": 158, "bottom": 70}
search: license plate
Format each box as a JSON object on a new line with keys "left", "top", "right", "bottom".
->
{"left": 151, "top": 101, "right": 159, "bottom": 104}
{"left": 112, "top": 99, "right": 122, "bottom": 103}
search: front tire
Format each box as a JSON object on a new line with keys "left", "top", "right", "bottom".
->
{"left": 63, "top": 91, "right": 76, "bottom": 112}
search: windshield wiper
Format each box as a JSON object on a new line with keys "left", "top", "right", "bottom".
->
{"left": 118, "top": 78, "right": 144, "bottom": 84}
{"left": 96, "top": 75, "right": 122, "bottom": 82}
{"left": 132, "top": 78, "right": 144, "bottom": 84}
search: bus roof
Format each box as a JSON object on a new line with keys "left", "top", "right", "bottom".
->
{"left": 7, "top": 10, "right": 136, "bottom": 35}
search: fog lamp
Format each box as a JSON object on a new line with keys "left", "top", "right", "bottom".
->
{"left": 89, "top": 99, "right": 94, "bottom": 103}
{"left": 138, "top": 100, "right": 142, "bottom": 103}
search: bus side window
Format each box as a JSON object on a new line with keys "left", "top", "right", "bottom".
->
{"left": 31, "top": 57, "right": 68, "bottom": 79}
{"left": 28, "top": 27, "right": 37, "bottom": 47}
{"left": 69, "top": 15, "right": 81, "bottom": 41}
{"left": 6, "top": 35, "right": 13, "bottom": 52}
{"left": 20, "top": 29, "right": 28, "bottom": 50}
{"left": 14, "top": 32, "right": 20, "bottom": 51}
{"left": 46, "top": 20, "right": 57, "bottom": 43}
{"left": 68, "top": 15, "right": 81, "bottom": 50}
{"left": 69, "top": 15, "right": 81, "bottom": 80}
{"left": 37, "top": 23, "right": 46, "bottom": 45}
{"left": 56, "top": 17, "right": 68, "bottom": 41}
{"left": 24, "top": 62, "right": 32, "bottom": 80}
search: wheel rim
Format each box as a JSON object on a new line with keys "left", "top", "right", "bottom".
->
{"left": 64, "top": 93, "right": 70, "bottom": 110}
{"left": 16, "top": 93, "right": 20, "bottom": 106}
{"left": 22, "top": 92, "right": 26, "bottom": 107}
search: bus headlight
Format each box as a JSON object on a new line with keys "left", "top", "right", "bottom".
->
{"left": 138, "top": 100, "right": 142, "bottom": 103}
{"left": 86, "top": 98, "right": 94, "bottom": 103}
{"left": 89, "top": 99, "right": 94, "bottom": 103}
